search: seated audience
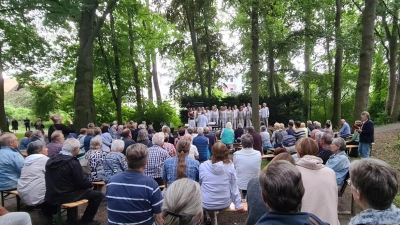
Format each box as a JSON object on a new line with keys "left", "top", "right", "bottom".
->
{"left": 296, "top": 138, "right": 339, "bottom": 225}
{"left": 30, "top": 130, "right": 44, "bottom": 143}
{"left": 260, "top": 126, "right": 273, "bottom": 152}
{"left": 121, "top": 128, "right": 135, "bottom": 155}
{"left": 85, "top": 138, "right": 107, "bottom": 182}
{"left": 317, "top": 132, "right": 334, "bottom": 164}
{"left": 101, "top": 125, "right": 113, "bottom": 144}
{"left": 247, "top": 126, "right": 263, "bottom": 155}
{"left": 130, "top": 122, "right": 139, "bottom": 142}
{"left": 148, "top": 125, "right": 156, "bottom": 139}
{"left": 17, "top": 141, "right": 55, "bottom": 221}
{"left": 220, "top": 122, "right": 234, "bottom": 149}
{"left": 346, "top": 120, "right": 362, "bottom": 146}
{"left": 162, "top": 132, "right": 176, "bottom": 157}
{"left": 0, "top": 206, "right": 32, "bottom": 225}
{"left": 286, "top": 121, "right": 295, "bottom": 135}
{"left": 84, "top": 128, "right": 95, "bottom": 152}
{"left": 187, "top": 127, "right": 197, "bottom": 140}
{"left": 144, "top": 132, "right": 170, "bottom": 185}
{"left": 300, "top": 122, "right": 308, "bottom": 137}
{"left": 163, "top": 139, "right": 199, "bottom": 187}
{"left": 78, "top": 128, "right": 87, "bottom": 150}
{"left": 255, "top": 160, "right": 329, "bottom": 225}
{"left": 94, "top": 127, "right": 111, "bottom": 152}
{"left": 174, "top": 127, "right": 186, "bottom": 147}
{"left": 234, "top": 123, "right": 244, "bottom": 143}
{"left": 200, "top": 142, "right": 244, "bottom": 225}
{"left": 348, "top": 159, "right": 400, "bottom": 225}
{"left": 326, "top": 138, "right": 350, "bottom": 186}
{"left": 137, "top": 129, "right": 153, "bottom": 147}
{"left": 162, "top": 126, "right": 175, "bottom": 145}
{"left": 311, "top": 122, "right": 322, "bottom": 139}
{"left": 46, "top": 131, "right": 65, "bottom": 158}
{"left": 245, "top": 152, "right": 296, "bottom": 225}
{"left": 45, "top": 138, "right": 103, "bottom": 225}
{"left": 19, "top": 131, "right": 32, "bottom": 151}
{"left": 282, "top": 135, "right": 296, "bottom": 154}
{"left": 103, "top": 140, "right": 127, "bottom": 183}
{"left": 0, "top": 133, "right": 24, "bottom": 191}
{"left": 233, "top": 134, "right": 261, "bottom": 198}
{"left": 293, "top": 121, "right": 306, "bottom": 140}
{"left": 193, "top": 127, "right": 209, "bottom": 162}
{"left": 182, "top": 134, "right": 199, "bottom": 160}
{"left": 338, "top": 119, "right": 351, "bottom": 138}
{"left": 204, "top": 127, "right": 216, "bottom": 150}
{"left": 106, "top": 143, "right": 163, "bottom": 225}
{"left": 162, "top": 178, "right": 203, "bottom": 225}
{"left": 307, "top": 120, "right": 315, "bottom": 137}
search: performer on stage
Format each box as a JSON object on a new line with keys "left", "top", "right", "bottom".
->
{"left": 238, "top": 106, "right": 245, "bottom": 127}
{"left": 227, "top": 107, "right": 233, "bottom": 126}
{"left": 232, "top": 105, "right": 238, "bottom": 129}
{"left": 204, "top": 107, "right": 211, "bottom": 122}
{"left": 220, "top": 106, "right": 227, "bottom": 129}
{"left": 188, "top": 108, "right": 196, "bottom": 127}
{"left": 210, "top": 106, "right": 219, "bottom": 125}
{"left": 245, "top": 104, "right": 252, "bottom": 127}
{"left": 261, "top": 103, "right": 270, "bottom": 127}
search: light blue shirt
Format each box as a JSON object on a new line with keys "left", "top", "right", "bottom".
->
{"left": 339, "top": 122, "right": 351, "bottom": 137}
{"left": 196, "top": 114, "right": 209, "bottom": 128}
{"left": 325, "top": 151, "right": 350, "bottom": 186}
{"left": 0, "top": 146, "right": 24, "bottom": 190}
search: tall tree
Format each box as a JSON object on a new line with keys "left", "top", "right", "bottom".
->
{"left": 353, "top": 0, "right": 377, "bottom": 121}
{"left": 251, "top": 0, "right": 260, "bottom": 132}
{"left": 74, "top": 0, "right": 118, "bottom": 130}
{"left": 304, "top": 11, "right": 312, "bottom": 120}
{"left": 332, "top": 0, "right": 343, "bottom": 129}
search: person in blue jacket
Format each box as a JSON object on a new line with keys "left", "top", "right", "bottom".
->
{"left": 255, "top": 160, "right": 329, "bottom": 225}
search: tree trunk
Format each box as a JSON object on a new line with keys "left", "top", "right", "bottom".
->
{"left": 152, "top": 52, "right": 162, "bottom": 102}
{"left": 390, "top": 59, "right": 400, "bottom": 122}
{"left": 385, "top": 13, "right": 398, "bottom": 116}
{"left": 353, "top": 0, "right": 377, "bottom": 121}
{"left": 185, "top": 2, "right": 205, "bottom": 99}
{"left": 110, "top": 13, "right": 122, "bottom": 124}
{"left": 304, "top": 12, "right": 312, "bottom": 120}
{"left": 274, "top": 79, "right": 280, "bottom": 96}
{"left": 146, "top": 54, "right": 153, "bottom": 103}
{"left": 205, "top": 23, "right": 213, "bottom": 97}
{"left": 332, "top": 0, "right": 343, "bottom": 129}
{"left": 128, "top": 9, "right": 142, "bottom": 111}
{"left": 0, "top": 44, "right": 9, "bottom": 132}
{"left": 267, "top": 24, "right": 275, "bottom": 97}
{"left": 74, "top": 0, "right": 117, "bottom": 130}
{"left": 251, "top": 0, "right": 260, "bottom": 132}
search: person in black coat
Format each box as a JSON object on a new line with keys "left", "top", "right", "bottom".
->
{"left": 121, "top": 129, "right": 135, "bottom": 155}
{"left": 357, "top": 111, "right": 374, "bottom": 158}
{"left": 44, "top": 139, "right": 103, "bottom": 225}
{"left": 48, "top": 114, "right": 75, "bottom": 141}
{"left": 23, "top": 118, "right": 30, "bottom": 131}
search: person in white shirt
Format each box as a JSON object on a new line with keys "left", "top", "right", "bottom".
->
{"left": 261, "top": 103, "right": 270, "bottom": 127}
{"left": 232, "top": 105, "right": 238, "bottom": 129}
{"left": 233, "top": 134, "right": 261, "bottom": 198}
{"left": 196, "top": 112, "right": 209, "bottom": 128}
{"left": 245, "top": 105, "right": 252, "bottom": 127}
{"left": 204, "top": 107, "right": 211, "bottom": 123}
{"left": 182, "top": 134, "right": 199, "bottom": 160}
{"left": 220, "top": 106, "right": 227, "bottom": 129}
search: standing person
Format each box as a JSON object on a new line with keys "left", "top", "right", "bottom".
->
{"left": 188, "top": 108, "right": 196, "bottom": 128}
{"left": 163, "top": 139, "right": 199, "bottom": 188}
{"left": 261, "top": 103, "right": 269, "bottom": 128}
{"left": 238, "top": 106, "right": 245, "bottom": 128}
{"left": 196, "top": 112, "right": 209, "bottom": 128}
{"left": 0, "top": 133, "right": 24, "bottom": 191}
{"left": 210, "top": 106, "right": 219, "bottom": 125}
{"left": 227, "top": 107, "right": 233, "bottom": 125}
{"left": 232, "top": 105, "right": 238, "bottom": 129}
{"left": 192, "top": 127, "right": 209, "bottom": 163}
{"left": 24, "top": 118, "right": 30, "bottom": 131}
{"left": 204, "top": 107, "right": 211, "bottom": 123}
{"left": 220, "top": 122, "right": 235, "bottom": 149}
{"left": 233, "top": 134, "right": 261, "bottom": 198}
{"left": 45, "top": 139, "right": 104, "bottom": 225}
{"left": 357, "top": 111, "right": 374, "bottom": 158}
{"left": 245, "top": 105, "right": 252, "bottom": 127}
{"left": 106, "top": 144, "right": 163, "bottom": 225}
{"left": 48, "top": 114, "right": 75, "bottom": 140}
{"left": 34, "top": 118, "right": 45, "bottom": 135}
{"left": 11, "top": 118, "right": 18, "bottom": 133}
{"left": 220, "top": 106, "right": 227, "bottom": 129}
{"left": 258, "top": 105, "right": 262, "bottom": 123}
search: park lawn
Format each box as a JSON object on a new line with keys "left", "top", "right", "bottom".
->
{"left": 15, "top": 133, "right": 25, "bottom": 140}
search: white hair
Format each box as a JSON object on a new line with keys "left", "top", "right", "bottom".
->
{"left": 197, "top": 127, "right": 204, "bottom": 134}
{"left": 62, "top": 138, "right": 80, "bottom": 152}
{"left": 226, "top": 122, "right": 232, "bottom": 129}
{"left": 111, "top": 140, "right": 124, "bottom": 152}
{"left": 152, "top": 132, "right": 165, "bottom": 146}
{"left": 90, "top": 137, "right": 103, "bottom": 150}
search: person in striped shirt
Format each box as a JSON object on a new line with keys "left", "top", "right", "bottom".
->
{"left": 106, "top": 143, "right": 163, "bottom": 225}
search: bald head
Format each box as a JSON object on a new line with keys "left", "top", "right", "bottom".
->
{"left": 0, "top": 133, "right": 18, "bottom": 148}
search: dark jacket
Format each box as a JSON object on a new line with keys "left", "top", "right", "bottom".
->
{"left": 84, "top": 135, "right": 94, "bottom": 152}
{"left": 317, "top": 147, "right": 333, "bottom": 165}
{"left": 286, "top": 128, "right": 295, "bottom": 136}
{"left": 246, "top": 178, "right": 269, "bottom": 225}
{"left": 249, "top": 132, "right": 263, "bottom": 154}
{"left": 44, "top": 154, "right": 92, "bottom": 204}
{"left": 130, "top": 129, "right": 139, "bottom": 142}
{"left": 48, "top": 124, "right": 75, "bottom": 140}
{"left": 359, "top": 120, "right": 374, "bottom": 143}
{"left": 234, "top": 128, "right": 244, "bottom": 140}
{"left": 255, "top": 211, "right": 329, "bottom": 225}
{"left": 205, "top": 133, "right": 216, "bottom": 151}
{"left": 122, "top": 137, "right": 135, "bottom": 155}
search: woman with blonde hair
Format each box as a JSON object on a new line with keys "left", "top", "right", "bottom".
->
{"left": 300, "top": 122, "right": 308, "bottom": 137}
{"left": 295, "top": 138, "right": 339, "bottom": 225}
{"left": 220, "top": 122, "right": 234, "bottom": 149}
{"left": 162, "top": 178, "right": 203, "bottom": 225}
{"left": 163, "top": 139, "right": 199, "bottom": 188}
{"left": 200, "top": 142, "right": 244, "bottom": 225}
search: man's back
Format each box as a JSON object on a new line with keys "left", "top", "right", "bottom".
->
{"left": 249, "top": 132, "right": 262, "bottom": 153}
{"left": 122, "top": 138, "right": 135, "bottom": 155}
{"left": 45, "top": 154, "right": 92, "bottom": 204}
{"left": 106, "top": 171, "right": 163, "bottom": 225}
{"left": 193, "top": 135, "right": 209, "bottom": 161}
{"left": 0, "top": 147, "right": 24, "bottom": 190}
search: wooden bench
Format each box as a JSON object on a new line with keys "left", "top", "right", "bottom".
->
{"left": 92, "top": 181, "right": 106, "bottom": 186}
{"left": 56, "top": 199, "right": 88, "bottom": 225}
{"left": 159, "top": 185, "right": 165, "bottom": 190}
{"left": 225, "top": 202, "right": 248, "bottom": 212}
{"left": 262, "top": 154, "right": 275, "bottom": 160}
{"left": 0, "top": 190, "right": 21, "bottom": 211}
{"left": 345, "top": 145, "right": 358, "bottom": 155}
{"left": 338, "top": 172, "right": 355, "bottom": 215}
{"left": 20, "top": 151, "right": 27, "bottom": 157}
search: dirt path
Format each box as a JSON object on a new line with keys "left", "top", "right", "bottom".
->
{"left": 374, "top": 123, "right": 400, "bottom": 133}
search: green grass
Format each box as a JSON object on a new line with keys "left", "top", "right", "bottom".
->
{"left": 15, "top": 133, "right": 25, "bottom": 140}
{"left": 261, "top": 160, "right": 269, "bottom": 169}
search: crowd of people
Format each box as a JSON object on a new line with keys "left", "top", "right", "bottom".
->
{"left": 0, "top": 110, "right": 398, "bottom": 225}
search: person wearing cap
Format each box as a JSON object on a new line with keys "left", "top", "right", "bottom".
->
{"left": 282, "top": 135, "right": 297, "bottom": 154}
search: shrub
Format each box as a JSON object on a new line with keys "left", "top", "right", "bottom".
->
{"left": 133, "top": 101, "right": 182, "bottom": 131}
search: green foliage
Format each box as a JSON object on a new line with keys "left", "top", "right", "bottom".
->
{"left": 5, "top": 89, "right": 34, "bottom": 109}
{"left": 5, "top": 105, "right": 33, "bottom": 121}
{"left": 133, "top": 101, "right": 182, "bottom": 131}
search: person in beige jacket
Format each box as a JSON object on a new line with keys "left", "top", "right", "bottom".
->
{"left": 295, "top": 138, "right": 340, "bottom": 225}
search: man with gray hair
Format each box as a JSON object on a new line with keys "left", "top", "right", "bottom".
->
{"left": 196, "top": 112, "right": 209, "bottom": 128}
{"left": 193, "top": 127, "right": 209, "bottom": 163}
{"left": 0, "top": 133, "right": 24, "bottom": 191}
{"left": 106, "top": 144, "right": 163, "bottom": 225}
{"left": 145, "top": 132, "right": 170, "bottom": 185}
{"left": 317, "top": 132, "right": 334, "bottom": 164}
{"left": 45, "top": 138, "right": 104, "bottom": 225}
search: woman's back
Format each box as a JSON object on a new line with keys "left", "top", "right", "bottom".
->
{"left": 103, "top": 152, "right": 127, "bottom": 183}
{"left": 85, "top": 150, "right": 107, "bottom": 182}
{"left": 221, "top": 128, "right": 234, "bottom": 144}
